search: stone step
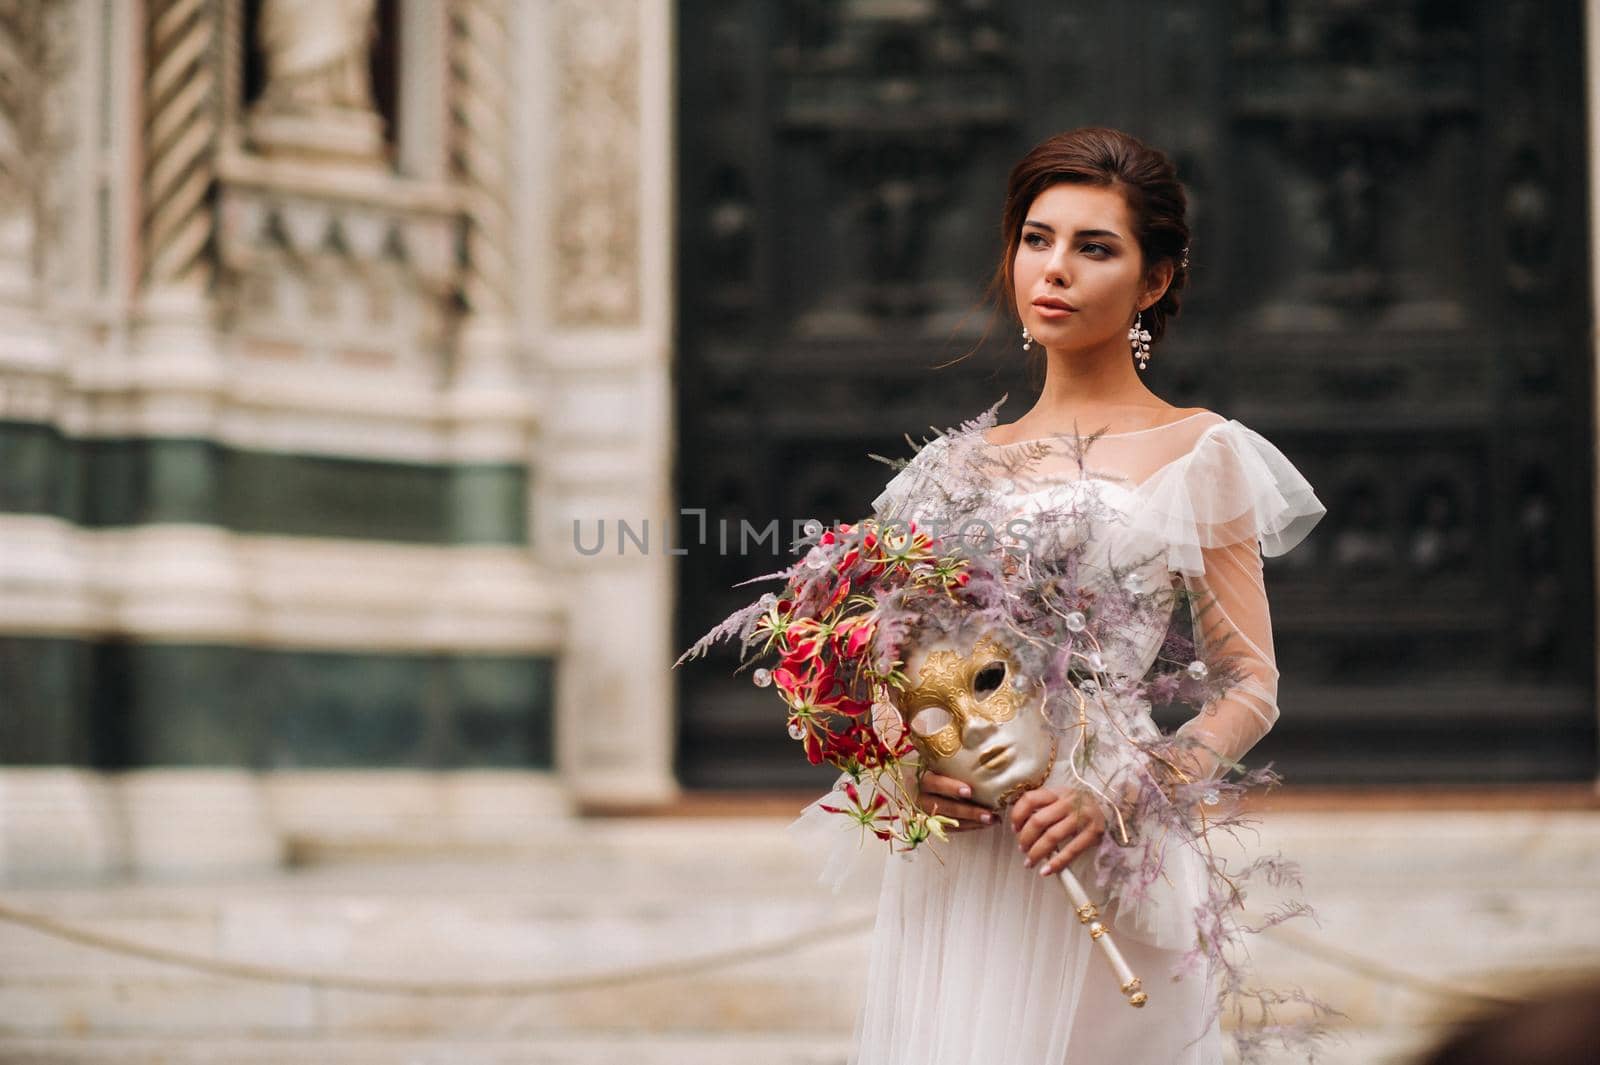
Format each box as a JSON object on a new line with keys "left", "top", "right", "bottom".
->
{"left": 0, "top": 1035, "right": 855, "bottom": 1065}
{"left": 0, "top": 811, "right": 1595, "bottom": 1059}
{"left": 0, "top": 1030, "right": 1435, "bottom": 1065}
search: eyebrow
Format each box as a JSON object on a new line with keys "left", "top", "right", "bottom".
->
{"left": 1022, "top": 220, "right": 1125, "bottom": 240}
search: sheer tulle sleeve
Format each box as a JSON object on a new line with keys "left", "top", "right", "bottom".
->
{"left": 786, "top": 772, "right": 892, "bottom": 893}
{"left": 1131, "top": 421, "right": 1326, "bottom": 781}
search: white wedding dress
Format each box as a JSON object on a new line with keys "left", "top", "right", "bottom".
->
{"left": 789, "top": 408, "right": 1326, "bottom": 1065}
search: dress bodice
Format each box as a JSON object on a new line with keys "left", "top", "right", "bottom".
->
{"left": 873, "top": 415, "right": 1234, "bottom": 686}
{"left": 869, "top": 403, "right": 1325, "bottom": 784}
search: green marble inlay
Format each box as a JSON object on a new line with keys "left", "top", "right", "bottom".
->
{"left": 0, "top": 638, "right": 95, "bottom": 763}
{"left": 0, "top": 637, "right": 554, "bottom": 769}
{"left": 0, "top": 422, "right": 527, "bottom": 545}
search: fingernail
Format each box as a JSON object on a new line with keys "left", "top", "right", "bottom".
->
{"left": 959, "top": 785, "right": 972, "bottom": 798}
{"left": 980, "top": 813, "right": 993, "bottom": 824}
{"left": 1038, "top": 865, "right": 1051, "bottom": 877}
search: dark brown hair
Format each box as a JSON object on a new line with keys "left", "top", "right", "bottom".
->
{"left": 983, "top": 127, "right": 1190, "bottom": 369}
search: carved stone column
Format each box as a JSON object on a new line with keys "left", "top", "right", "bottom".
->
{"left": 1587, "top": 0, "right": 1600, "bottom": 784}
{"left": 449, "top": 0, "right": 514, "bottom": 328}
{"left": 538, "top": 0, "right": 678, "bottom": 807}
{"left": 0, "top": 0, "right": 131, "bottom": 884}
{"left": 121, "top": 0, "right": 279, "bottom": 878}
{"left": 0, "top": 0, "right": 68, "bottom": 330}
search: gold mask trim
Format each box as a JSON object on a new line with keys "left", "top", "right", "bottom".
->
{"left": 896, "top": 634, "right": 1028, "bottom": 756}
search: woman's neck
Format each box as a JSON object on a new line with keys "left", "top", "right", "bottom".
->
{"left": 1023, "top": 339, "right": 1165, "bottom": 425}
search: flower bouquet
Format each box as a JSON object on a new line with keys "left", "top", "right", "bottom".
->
{"left": 675, "top": 419, "right": 1339, "bottom": 1057}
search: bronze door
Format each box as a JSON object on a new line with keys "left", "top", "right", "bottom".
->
{"left": 674, "top": 1, "right": 1595, "bottom": 789}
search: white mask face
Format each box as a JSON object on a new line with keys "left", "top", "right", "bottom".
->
{"left": 892, "top": 631, "right": 1056, "bottom": 810}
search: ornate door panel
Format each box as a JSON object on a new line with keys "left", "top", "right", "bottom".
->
{"left": 674, "top": 1, "right": 1594, "bottom": 789}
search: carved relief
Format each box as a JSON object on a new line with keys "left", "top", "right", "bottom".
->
{"left": 772, "top": 5, "right": 1018, "bottom": 328}
{"left": 214, "top": 157, "right": 459, "bottom": 374}
{"left": 553, "top": 0, "right": 639, "bottom": 326}
{"left": 1229, "top": 2, "right": 1476, "bottom": 326}
{"left": 0, "top": 0, "right": 72, "bottom": 290}
{"left": 213, "top": 0, "right": 462, "bottom": 376}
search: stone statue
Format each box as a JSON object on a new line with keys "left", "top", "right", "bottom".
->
{"left": 249, "top": 0, "right": 385, "bottom": 164}
{"left": 257, "top": 0, "right": 378, "bottom": 113}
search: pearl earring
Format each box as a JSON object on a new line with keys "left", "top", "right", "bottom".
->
{"left": 1128, "top": 311, "right": 1152, "bottom": 370}
{"left": 1021, "top": 325, "right": 1033, "bottom": 351}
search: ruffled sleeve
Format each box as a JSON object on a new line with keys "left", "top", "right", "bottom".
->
{"left": 1130, "top": 419, "right": 1325, "bottom": 578}
{"left": 1131, "top": 420, "right": 1326, "bottom": 782}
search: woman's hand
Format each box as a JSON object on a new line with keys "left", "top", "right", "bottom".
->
{"left": 915, "top": 771, "right": 995, "bottom": 831}
{"left": 1010, "top": 786, "right": 1106, "bottom": 875}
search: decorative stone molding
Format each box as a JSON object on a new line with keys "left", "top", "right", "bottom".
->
{"left": 0, "top": 517, "right": 564, "bottom": 653}
{"left": 0, "top": 770, "right": 126, "bottom": 882}
{"left": 553, "top": 0, "right": 640, "bottom": 326}
{"left": 448, "top": 0, "right": 514, "bottom": 321}
{"left": 141, "top": 0, "right": 222, "bottom": 294}
{"left": 214, "top": 149, "right": 461, "bottom": 382}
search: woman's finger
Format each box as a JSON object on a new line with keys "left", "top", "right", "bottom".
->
{"left": 920, "top": 771, "right": 974, "bottom": 800}
{"left": 1011, "top": 793, "right": 1075, "bottom": 850}
{"left": 1007, "top": 787, "right": 1056, "bottom": 832}
{"left": 1038, "top": 825, "right": 1105, "bottom": 876}
{"left": 1024, "top": 799, "right": 1075, "bottom": 857}
{"left": 1024, "top": 810, "right": 1082, "bottom": 867}
{"left": 918, "top": 792, "right": 994, "bottom": 826}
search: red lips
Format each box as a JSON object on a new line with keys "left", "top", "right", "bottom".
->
{"left": 1033, "top": 297, "right": 1078, "bottom": 311}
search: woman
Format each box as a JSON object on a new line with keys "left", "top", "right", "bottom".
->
{"left": 794, "top": 127, "right": 1328, "bottom": 1063}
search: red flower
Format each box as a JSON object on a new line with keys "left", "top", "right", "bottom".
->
{"left": 824, "top": 577, "right": 852, "bottom": 614}
{"left": 774, "top": 661, "right": 835, "bottom": 706}
{"left": 802, "top": 729, "right": 823, "bottom": 764}
{"left": 837, "top": 615, "right": 876, "bottom": 659}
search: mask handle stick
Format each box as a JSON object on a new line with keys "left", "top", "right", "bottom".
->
{"left": 1053, "top": 866, "right": 1147, "bottom": 1007}
{"left": 1049, "top": 681, "right": 1145, "bottom": 1007}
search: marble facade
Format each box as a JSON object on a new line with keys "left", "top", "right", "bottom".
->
{"left": 0, "top": 0, "right": 677, "bottom": 881}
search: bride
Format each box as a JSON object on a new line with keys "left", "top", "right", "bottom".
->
{"left": 793, "top": 127, "right": 1329, "bottom": 1065}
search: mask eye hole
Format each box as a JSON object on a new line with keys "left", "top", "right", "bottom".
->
{"left": 909, "top": 706, "right": 954, "bottom": 736}
{"left": 973, "top": 661, "right": 1007, "bottom": 697}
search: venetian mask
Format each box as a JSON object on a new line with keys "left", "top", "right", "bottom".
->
{"left": 890, "top": 631, "right": 1057, "bottom": 810}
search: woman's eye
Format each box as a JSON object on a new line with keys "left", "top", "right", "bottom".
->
{"left": 909, "top": 706, "right": 954, "bottom": 736}
{"left": 1081, "top": 243, "right": 1110, "bottom": 256}
{"left": 1023, "top": 233, "right": 1048, "bottom": 249}
{"left": 973, "top": 661, "right": 1006, "bottom": 696}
